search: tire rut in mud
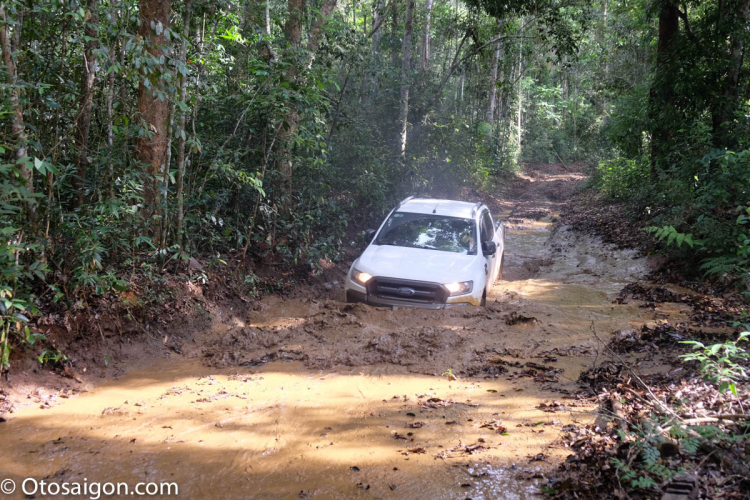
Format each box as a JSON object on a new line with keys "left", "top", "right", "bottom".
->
{"left": 202, "top": 301, "right": 513, "bottom": 376}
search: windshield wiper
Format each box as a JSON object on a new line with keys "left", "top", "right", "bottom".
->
{"left": 378, "top": 241, "right": 435, "bottom": 250}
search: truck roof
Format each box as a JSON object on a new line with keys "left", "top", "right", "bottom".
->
{"left": 396, "top": 198, "right": 481, "bottom": 219}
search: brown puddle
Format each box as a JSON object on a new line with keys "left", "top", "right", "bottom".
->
{"left": 0, "top": 219, "right": 682, "bottom": 499}
{"left": 2, "top": 360, "right": 559, "bottom": 499}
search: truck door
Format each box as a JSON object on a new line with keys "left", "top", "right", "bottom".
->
{"left": 480, "top": 209, "right": 499, "bottom": 289}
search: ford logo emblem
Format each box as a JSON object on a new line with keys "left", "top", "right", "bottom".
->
{"left": 397, "top": 287, "right": 416, "bottom": 297}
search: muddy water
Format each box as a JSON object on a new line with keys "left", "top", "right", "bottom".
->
{"left": 0, "top": 218, "right": 668, "bottom": 499}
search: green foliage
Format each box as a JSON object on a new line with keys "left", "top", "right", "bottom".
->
{"left": 521, "top": 78, "right": 598, "bottom": 165}
{"left": 611, "top": 417, "right": 678, "bottom": 491}
{"left": 645, "top": 149, "right": 750, "bottom": 280}
{"left": 680, "top": 331, "right": 749, "bottom": 395}
{"left": 608, "top": 413, "right": 745, "bottom": 492}
{"left": 591, "top": 0, "right": 750, "bottom": 284}
{"left": 611, "top": 405, "right": 749, "bottom": 492}
{"left": 37, "top": 348, "right": 68, "bottom": 367}
{"left": 644, "top": 226, "right": 696, "bottom": 249}
{"left": 595, "top": 156, "right": 650, "bottom": 200}
{"left": 0, "top": 158, "right": 48, "bottom": 372}
{"left": 603, "top": 85, "right": 650, "bottom": 159}
{"left": 599, "top": 144, "right": 750, "bottom": 283}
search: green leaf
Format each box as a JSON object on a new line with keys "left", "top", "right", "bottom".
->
{"left": 667, "top": 231, "right": 676, "bottom": 246}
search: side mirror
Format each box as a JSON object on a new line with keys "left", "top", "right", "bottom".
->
{"left": 365, "top": 229, "right": 377, "bottom": 242}
{"left": 495, "top": 218, "right": 503, "bottom": 229}
{"left": 481, "top": 241, "right": 497, "bottom": 256}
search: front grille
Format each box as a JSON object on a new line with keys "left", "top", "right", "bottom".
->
{"left": 367, "top": 278, "right": 448, "bottom": 304}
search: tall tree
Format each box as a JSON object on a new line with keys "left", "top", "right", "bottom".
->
{"left": 105, "top": 3, "right": 125, "bottom": 199}
{"left": 398, "top": 0, "right": 414, "bottom": 158}
{"left": 265, "top": 0, "right": 271, "bottom": 34}
{"left": 371, "top": 0, "right": 386, "bottom": 53}
{"left": 487, "top": 41, "right": 500, "bottom": 125}
{"left": 366, "top": 0, "right": 387, "bottom": 96}
{"left": 175, "top": 1, "right": 192, "bottom": 248}
{"left": 516, "top": 41, "right": 523, "bottom": 153}
{"left": 73, "top": 0, "right": 98, "bottom": 207}
{"left": 0, "top": 5, "right": 34, "bottom": 220}
{"left": 248, "top": 0, "right": 277, "bottom": 62}
{"left": 648, "top": 0, "right": 679, "bottom": 172}
{"left": 711, "top": 0, "right": 750, "bottom": 150}
{"left": 275, "top": 0, "right": 337, "bottom": 208}
{"left": 420, "top": 0, "right": 433, "bottom": 72}
{"left": 390, "top": 0, "right": 399, "bottom": 67}
{"left": 275, "top": 0, "right": 303, "bottom": 208}
{"left": 134, "top": 0, "right": 171, "bottom": 231}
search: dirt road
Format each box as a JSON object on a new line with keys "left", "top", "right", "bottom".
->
{"left": 0, "top": 165, "right": 671, "bottom": 499}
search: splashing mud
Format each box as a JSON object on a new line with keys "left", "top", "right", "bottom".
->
{"left": 0, "top": 164, "right": 683, "bottom": 499}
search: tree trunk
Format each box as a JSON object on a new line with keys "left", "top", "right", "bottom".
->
{"left": 106, "top": 66, "right": 116, "bottom": 199}
{"left": 573, "top": 79, "right": 577, "bottom": 154}
{"left": 161, "top": 98, "right": 175, "bottom": 248}
{"left": 420, "top": 0, "right": 433, "bottom": 72}
{"left": 398, "top": 0, "right": 414, "bottom": 158}
{"left": 306, "top": 0, "right": 337, "bottom": 65}
{"left": 460, "top": 67, "right": 465, "bottom": 101}
{"left": 648, "top": 0, "right": 679, "bottom": 173}
{"left": 371, "top": 0, "right": 386, "bottom": 53}
{"left": 105, "top": 4, "right": 124, "bottom": 200}
{"left": 275, "top": 0, "right": 337, "bottom": 209}
{"left": 390, "top": 0, "right": 399, "bottom": 67}
{"left": 265, "top": 0, "right": 271, "bottom": 34}
{"left": 134, "top": 0, "right": 171, "bottom": 233}
{"left": 363, "top": 0, "right": 386, "bottom": 98}
{"left": 274, "top": 0, "right": 303, "bottom": 208}
{"left": 712, "top": 0, "right": 750, "bottom": 150}
{"left": 73, "top": 0, "right": 98, "bottom": 207}
{"left": 516, "top": 44, "right": 523, "bottom": 155}
{"left": 487, "top": 42, "right": 500, "bottom": 125}
{"left": 0, "top": 6, "right": 34, "bottom": 221}
{"left": 176, "top": 2, "right": 192, "bottom": 248}
{"left": 251, "top": 0, "right": 277, "bottom": 62}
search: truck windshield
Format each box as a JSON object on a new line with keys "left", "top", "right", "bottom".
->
{"left": 375, "top": 212, "right": 477, "bottom": 255}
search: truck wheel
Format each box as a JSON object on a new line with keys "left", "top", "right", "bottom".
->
{"left": 480, "top": 291, "right": 487, "bottom": 307}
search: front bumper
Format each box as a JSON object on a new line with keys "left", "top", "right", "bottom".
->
{"left": 345, "top": 278, "right": 481, "bottom": 309}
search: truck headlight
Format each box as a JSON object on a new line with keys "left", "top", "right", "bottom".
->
{"left": 351, "top": 268, "right": 373, "bottom": 286}
{"left": 444, "top": 281, "right": 473, "bottom": 296}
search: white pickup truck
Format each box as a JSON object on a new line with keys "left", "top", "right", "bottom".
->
{"left": 344, "top": 197, "right": 505, "bottom": 309}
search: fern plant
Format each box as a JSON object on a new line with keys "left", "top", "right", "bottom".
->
{"left": 644, "top": 225, "right": 698, "bottom": 248}
{"left": 699, "top": 255, "right": 746, "bottom": 278}
{"left": 680, "top": 332, "right": 749, "bottom": 395}
{"left": 611, "top": 417, "right": 678, "bottom": 490}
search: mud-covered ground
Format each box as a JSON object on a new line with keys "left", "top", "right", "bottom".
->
{"left": 3, "top": 164, "right": 732, "bottom": 499}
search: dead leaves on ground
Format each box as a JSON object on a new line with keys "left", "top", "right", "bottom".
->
{"left": 434, "top": 439, "right": 491, "bottom": 459}
{"left": 479, "top": 419, "right": 508, "bottom": 434}
{"left": 400, "top": 446, "right": 427, "bottom": 456}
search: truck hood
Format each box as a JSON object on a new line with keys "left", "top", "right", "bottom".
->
{"left": 355, "top": 245, "right": 478, "bottom": 283}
